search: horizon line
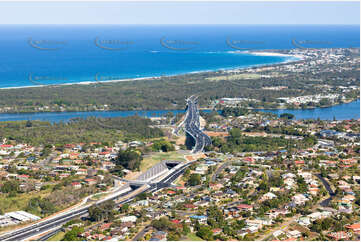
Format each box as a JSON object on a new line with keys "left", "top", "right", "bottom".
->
{"left": 0, "top": 23, "right": 360, "bottom": 26}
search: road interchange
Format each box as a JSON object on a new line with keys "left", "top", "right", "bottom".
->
{"left": 0, "top": 160, "right": 194, "bottom": 241}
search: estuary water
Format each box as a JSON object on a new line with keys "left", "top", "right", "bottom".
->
{"left": 0, "top": 100, "right": 358, "bottom": 123}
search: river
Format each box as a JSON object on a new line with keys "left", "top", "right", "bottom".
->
{"left": 0, "top": 100, "right": 358, "bottom": 123}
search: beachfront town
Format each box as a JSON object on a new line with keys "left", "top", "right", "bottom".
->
{"left": 209, "top": 47, "right": 359, "bottom": 110}
{"left": 0, "top": 109, "right": 359, "bottom": 241}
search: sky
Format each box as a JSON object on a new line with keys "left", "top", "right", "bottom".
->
{"left": 0, "top": 1, "right": 359, "bottom": 25}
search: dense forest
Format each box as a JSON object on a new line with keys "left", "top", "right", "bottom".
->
{"left": 0, "top": 116, "right": 163, "bottom": 146}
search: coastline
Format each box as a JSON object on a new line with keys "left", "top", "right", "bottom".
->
{"left": 0, "top": 50, "right": 302, "bottom": 90}
{"left": 243, "top": 50, "right": 305, "bottom": 60}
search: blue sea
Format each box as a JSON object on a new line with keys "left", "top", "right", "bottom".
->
{"left": 0, "top": 25, "right": 359, "bottom": 88}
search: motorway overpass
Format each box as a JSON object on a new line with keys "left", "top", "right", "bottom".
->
{"left": 0, "top": 161, "right": 193, "bottom": 241}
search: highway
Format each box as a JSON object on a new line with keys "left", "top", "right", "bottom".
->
{"left": 183, "top": 96, "right": 212, "bottom": 153}
{"left": 0, "top": 160, "right": 193, "bottom": 241}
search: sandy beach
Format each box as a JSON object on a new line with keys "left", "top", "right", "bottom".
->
{"left": 245, "top": 50, "right": 305, "bottom": 60}
{"left": 0, "top": 50, "right": 302, "bottom": 90}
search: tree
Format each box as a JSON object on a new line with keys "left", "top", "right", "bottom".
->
{"left": 229, "top": 128, "right": 242, "bottom": 138}
{"left": 188, "top": 174, "right": 201, "bottom": 186}
{"left": 39, "top": 198, "right": 56, "bottom": 215}
{"left": 221, "top": 107, "right": 248, "bottom": 117}
{"left": 183, "top": 168, "right": 191, "bottom": 179}
{"left": 280, "top": 113, "right": 294, "bottom": 120}
{"left": 115, "top": 148, "right": 142, "bottom": 171}
{"left": 196, "top": 226, "right": 213, "bottom": 240}
{"left": 88, "top": 200, "right": 115, "bottom": 222}
{"left": 1, "top": 180, "right": 20, "bottom": 193}
{"left": 151, "top": 217, "right": 173, "bottom": 231}
{"left": 25, "top": 120, "right": 33, "bottom": 127}
{"left": 167, "top": 232, "right": 180, "bottom": 241}
{"left": 62, "top": 226, "right": 83, "bottom": 241}
{"left": 182, "top": 222, "right": 191, "bottom": 235}
{"left": 120, "top": 203, "right": 129, "bottom": 213}
{"left": 152, "top": 140, "right": 175, "bottom": 152}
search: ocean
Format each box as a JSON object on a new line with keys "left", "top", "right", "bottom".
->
{"left": 0, "top": 24, "right": 359, "bottom": 88}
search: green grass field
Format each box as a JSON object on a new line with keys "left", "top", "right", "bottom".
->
{"left": 0, "top": 189, "right": 51, "bottom": 216}
{"left": 140, "top": 151, "right": 185, "bottom": 172}
{"left": 185, "top": 233, "right": 204, "bottom": 241}
{"left": 48, "top": 231, "right": 65, "bottom": 241}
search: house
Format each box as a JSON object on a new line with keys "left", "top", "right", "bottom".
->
{"left": 190, "top": 215, "right": 207, "bottom": 224}
{"left": 270, "top": 187, "right": 281, "bottom": 192}
{"left": 266, "top": 209, "right": 289, "bottom": 219}
{"left": 292, "top": 194, "right": 309, "bottom": 206}
{"left": 184, "top": 204, "right": 196, "bottom": 209}
{"left": 212, "top": 228, "right": 222, "bottom": 235}
{"left": 343, "top": 195, "right": 355, "bottom": 202}
{"left": 327, "top": 231, "right": 351, "bottom": 240}
{"left": 194, "top": 165, "right": 208, "bottom": 175}
{"left": 195, "top": 200, "right": 209, "bottom": 207}
{"left": 308, "top": 187, "right": 319, "bottom": 196}
{"left": 262, "top": 192, "right": 277, "bottom": 200}
{"left": 298, "top": 171, "right": 312, "bottom": 180}
{"left": 209, "top": 183, "right": 224, "bottom": 190}
{"left": 171, "top": 219, "right": 181, "bottom": 225}
{"left": 71, "top": 182, "right": 82, "bottom": 189}
{"left": 237, "top": 204, "right": 253, "bottom": 212}
{"left": 84, "top": 178, "right": 97, "bottom": 185}
{"left": 282, "top": 173, "right": 296, "bottom": 179}
{"left": 273, "top": 230, "right": 284, "bottom": 238}
{"left": 102, "top": 162, "right": 116, "bottom": 170}
{"left": 150, "top": 231, "right": 167, "bottom": 241}
{"left": 131, "top": 200, "right": 149, "bottom": 207}
{"left": 287, "top": 230, "right": 302, "bottom": 238}
{"left": 307, "top": 212, "right": 322, "bottom": 221}
{"left": 345, "top": 223, "right": 360, "bottom": 234}
{"left": 99, "top": 222, "right": 112, "bottom": 232}
{"left": 284, "top": 178, "right": 296, "bottom": 189}
{"left": 17, "top": 174, "right": 30, "bottom": 180}
{"left": 298, "top": 216, "right": 311, "bottom": 226}
{"left": 243, "top": 157, "right": 255, "bottom": 163}
{"left": 166, "top": 190, "right": 176, "bottom": 195}
{"left": 119, "top": 216, "right": 137, "bottom": 223}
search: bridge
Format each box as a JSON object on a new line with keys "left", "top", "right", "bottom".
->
{"left": 177, "top": 95, "right": 212, "bottom": 153}
{"left": 0, "top": 159, "right": 192, "bottom": 241}
{"left": 118, "top": 160, "right": 182, "bottom": 186}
